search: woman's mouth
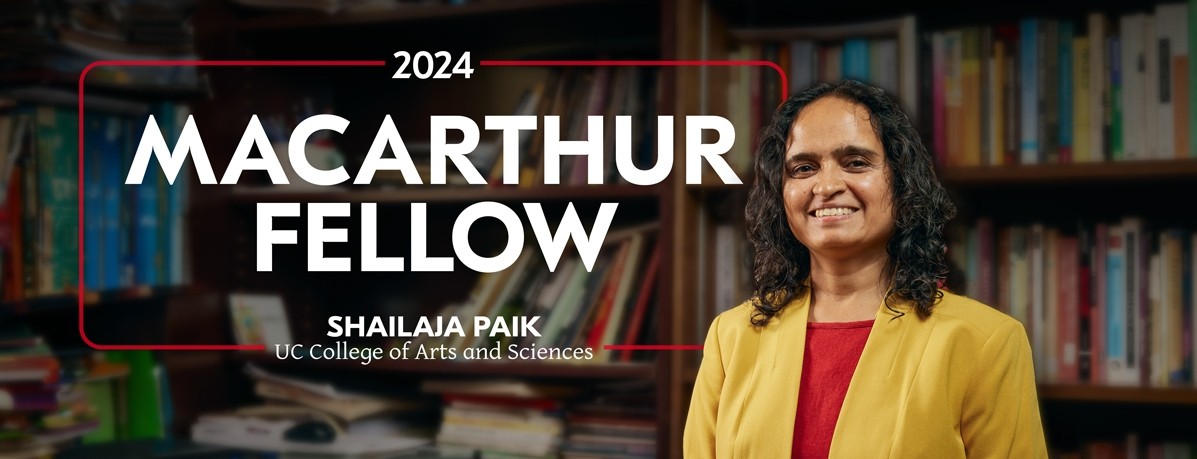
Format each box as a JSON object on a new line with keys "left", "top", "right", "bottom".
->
{"left": 810, "top": 207, "right": 859, "bottom": 218}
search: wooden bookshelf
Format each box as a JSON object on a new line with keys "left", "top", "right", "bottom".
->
{"left": 0, "top": 286, "right": 196, "bottom": 318}
{"left": 235, "top": 0, "right": 641, "bottom": 31}
{"left": 939, "top": 159, "right": 1197, "bottom": 186}
{"left": 235, "top": 351, "right": 655, "bottom": 380}
{"left": 227, "top": 184, "right": 662, "bottom": 204}
{"left": 0, "top": 68, "right": 209, "bottom": 101}
{"left": 1038, "top": 384, "right": 1197, "bottom": 406}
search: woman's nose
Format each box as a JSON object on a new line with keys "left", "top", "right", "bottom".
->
{"left": 812, "top": 168, "right": 846, "bottom": 198}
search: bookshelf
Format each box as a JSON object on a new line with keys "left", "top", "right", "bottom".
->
{"left": 676, "top": 0, "right": 1197, "bottom": 456}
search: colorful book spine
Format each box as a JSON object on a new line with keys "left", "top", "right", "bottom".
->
{"left": 1020, "top": 19, "right": 1040, "bottom": 164}
{"left": 933, "top": 32, "right": 947, "bottom": 165}
{"left": 1088, "top": 13, "right": 1108, "bottom": 162}
{"left": 842, "top": 38, "right": 870, "bottom": 82}
{"left": 1074, "top": 36, "right": 1090, "bottom": 163}
{"left": 962, "top": 27, "right": 982, "bottom": 166}
{"left": 1110, "top": 36, "right": 1124, "bottom": 160}
{"left": 1058, "top": 21, "right": 1075, "bottom": 163}
{"left": 1106, "top": 224, "right": 1132, "bottom": 384}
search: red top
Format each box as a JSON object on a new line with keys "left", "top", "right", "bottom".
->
{"left": 792, "top": 320, "right": 874, "bottom": 459}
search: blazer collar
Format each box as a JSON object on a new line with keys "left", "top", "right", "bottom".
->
{"left": 762, "top": 288, "right": 921, "bottom": 457}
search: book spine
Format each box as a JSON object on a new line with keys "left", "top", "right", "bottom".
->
{"left": 842, "top": 38, "right": 870, "bottom": 81}
{"left": 1191, "top": 0, "right": 1197, "bottom": 156}
{"left": 1158, "top": 7, "right": 1178, "bottom": 159}
{"left": 1003, "top": 26, "right": 1020, "bottom": 165}
{"left": 1111, "top": 36, "right": 1124, "bottom": 160}
{"left": 1107, "top": 223, "right": 1131, "bottom": 384}
{"left": 1074, "top": 37, "right": 1090, "bottom": 163}
{"left": 991, "top": 39, "right": 1005, "bottom": 165}
{"left": 1020, "top": 19, "right": 1040, "bottom": 164}
{"left": 962, "top": 27, "right": 982, "bottom": 166}
{"left": 1078, "top": 224, "right": 1094, "bottom": 382}
{"left": 1030, "top": 224, "right": 1046, "bottom": 378}
{"left": 1040, "top": 20, "right": 1058, "bottom": 164}
{"left": 1089, "top": 13, "right": 1108, "bottom": 162}
{"left": 1143, "top": 16, "right": 1160, "bottom": 159}
{"left": 1044, "top": 229, "right": 1058, "bottom": 381}
{"left": 1060, "top": 236, "right": 1079, "bottom": 383}
{"left": 945, "top": 30, "right": 963, "bottom": 166}
{"left": 84, "top": 115, "right": 104, "bottom": 292}
{"left": 1094, "top": 223, "right": 1108, "bottom": 384}
{"left": 1059, "top": 21, "right": 1075, "bottom": 163}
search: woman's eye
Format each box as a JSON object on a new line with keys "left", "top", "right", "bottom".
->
{"left": 846, "top": 159, "right": 869, "bottom": 169}
{"left": 792, "top": 164, "right": 815, "bottom": 175}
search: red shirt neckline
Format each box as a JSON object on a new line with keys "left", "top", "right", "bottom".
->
{"left": 806, "top": 320, "right": 875, "bottom": 329}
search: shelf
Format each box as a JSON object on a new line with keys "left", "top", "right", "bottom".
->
{"left": 228, "top": 184, "right": 661, "bottom": 204}
{"left": 938, "top": 159, "right": 1197, "bottom": 187}
{"left": 677, "top": 369, "right": 1197, "bottom": 406}
{"left": 1, "top": 69, "right": 208, "bottom": 101}
{"left": 0, "top": 285, "right": 194, "bottom": 317}
{"left": 235, "top": 351, "right": 655, "bottom": 380}
{"left": 1038, "top": 383, "right": 1197, "bottom": 406}
{"left": 236, "top": 0, "right": 639, "bottom": 31}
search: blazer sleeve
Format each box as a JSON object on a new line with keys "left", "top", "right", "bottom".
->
{"left": 683, "top": 313, "right": 725, "bottom": 459}
{"left": 960, "top": 318, "right": 1048, "bottom": 458}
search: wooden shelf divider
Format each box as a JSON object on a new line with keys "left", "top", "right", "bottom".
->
{"left": 1037, "top": 383, "right": 1197, "bottom": 406}
{"left": 939, "top": 159, "right": 1197, "bottom": 186}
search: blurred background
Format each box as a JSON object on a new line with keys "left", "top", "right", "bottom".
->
{"left": 1, "top": 0, "right": 1195, "bottom": 458}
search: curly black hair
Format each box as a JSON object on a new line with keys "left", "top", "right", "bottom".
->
{"left": 744, "top": 80, "right": 956, "bottom": 326}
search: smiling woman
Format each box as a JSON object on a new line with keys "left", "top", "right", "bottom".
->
{"left": 683, "top": 81, "right": 1049, "bottom": 458}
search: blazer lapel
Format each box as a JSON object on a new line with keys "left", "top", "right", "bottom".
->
{"left": 735, "top": 291, "right": 811, "bottom": 458}
{"left": 828, "top": 301, "right": 937, "bottom": 458}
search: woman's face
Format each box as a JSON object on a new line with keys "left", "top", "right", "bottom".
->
{"left": 782, "top": 97, "right": 895, "bottom": 259}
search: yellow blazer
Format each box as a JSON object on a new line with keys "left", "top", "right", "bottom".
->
{"left": 683, "top": 289, "right": 1047, "bottom": 458}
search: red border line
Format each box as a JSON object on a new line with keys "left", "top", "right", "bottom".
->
{"left": 480, "top": 59, "right": 789, "bottom": 103}
{"left": 78, "top": 60, "right": 384, "bottom": 351}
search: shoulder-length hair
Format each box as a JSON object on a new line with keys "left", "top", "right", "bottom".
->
{"left": 744, "top": 80, "right": 956, "bottom": 326}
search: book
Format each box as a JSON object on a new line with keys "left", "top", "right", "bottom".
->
{"left": 229, "top": 293, "right": 293, "bottom": 348}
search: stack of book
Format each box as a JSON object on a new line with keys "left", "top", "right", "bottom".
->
{"left": 423, "top": 379, "right": 572, "bottom": 459}
{"left": 49, "top": 0, "right": 199, "bottom": 88}
{"left": 246, "top": 365, "right": 432, "bottom": 425}
{"left": 0, "top": 0, "right": 198, "bottom": 89}
{"left": 192, "top": 365, "right": 432, "bottom": 455}
{"left": 561, "top": 391, "right": 656, "bottom": 459}
{"left": 0, "top": 325, "right": 98, "bottom": 457}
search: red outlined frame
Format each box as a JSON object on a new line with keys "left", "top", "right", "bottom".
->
{"left": 77, "top": 59, "right": 788, "bottom": 352}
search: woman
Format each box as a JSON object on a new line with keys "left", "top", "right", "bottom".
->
{"left": 683, "top": 81, "right": 1047, "bottom": 458}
